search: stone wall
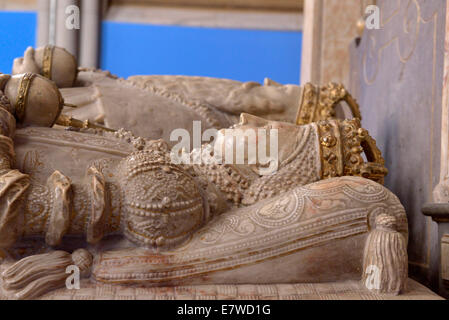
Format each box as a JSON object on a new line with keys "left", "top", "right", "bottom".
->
{"left": 349, "top": 0, "right": 447, "bottom": 285}
{"left": 301, "top": 0, "right": 374, "bottom": 86}
{"left": 110, "top": 0, "right": 303, "bottom": 11}
{"left": 0, "top": 0, "right": 36, "bottom": 10}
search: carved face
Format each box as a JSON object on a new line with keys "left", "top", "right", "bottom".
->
{"left": 213, "top": 113, "right": 303, "bottom": 174}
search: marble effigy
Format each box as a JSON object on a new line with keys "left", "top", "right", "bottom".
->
{"left": 0, "top": 48, "right": 411, "bottom": 300}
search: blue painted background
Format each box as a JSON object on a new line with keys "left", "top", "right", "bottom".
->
{"left": 101, "top": 22, "right": 302, "bottom": 84}
{"left": 0, "top": 11, "right": 37, "bottom": 74}
{"left": 0, "top": 11, "right": 302, "bottom": 84}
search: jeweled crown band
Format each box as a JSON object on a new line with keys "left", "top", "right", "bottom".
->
{"left": 317, "top": 119, "right": 388, "bottom": 184}
{"left": 42, "top": 45, "right": 54, "bottom": 80}
{"left": 318, "top": 120, "right": 344, "bottom": 178}
{"left": 16, "top": 73, "right": 36, "bottom": 123}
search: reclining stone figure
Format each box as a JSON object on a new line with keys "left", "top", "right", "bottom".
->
{"left": 0, "top": 74, "right": 407, "bottom": 299}
{"left": 12, "top": 46, "right": 361, "bottom": 144}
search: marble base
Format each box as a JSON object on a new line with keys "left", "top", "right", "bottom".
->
{"left": 1, "top": 279, "right": 441, "bottom": 300}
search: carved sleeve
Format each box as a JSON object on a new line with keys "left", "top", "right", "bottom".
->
{"left": 127, "top": 75, "right": 301, "bottom": 118}
{"left": 0, "top": 90, "right": 31, "bottom": 248}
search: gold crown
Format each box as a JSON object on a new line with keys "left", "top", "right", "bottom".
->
{"left": 317, "top": 118, "right": 388, "bottom": 184}
{"left": 296, "top": 82, "right": 362, "bottom": 125}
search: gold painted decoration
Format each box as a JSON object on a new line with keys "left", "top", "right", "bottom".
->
{"left": 296, "top": 82, "right": 362, "bottom": 125}
{"left": 317, "top": 119, "right": 388, "bottom": 184}
{"left": 296, "top": 83, "right": 319, "bottom": 124}
{"left": 340, "top": 118, "right": 387, "bottom": 184}
{"left": 42, "top": 45, "right": 54, "bottom": 80}
{"left": 317, "top": 120, "right": 344, "bottom": 178}
{"left": 15, "top": 73, "right": 36, "bottom": 123}
{"left": 56, "top": 114, "right": 116, "bottom": 132}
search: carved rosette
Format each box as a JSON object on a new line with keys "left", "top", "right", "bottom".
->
{"left": 120, "top": 149, "right": 206, "bottom": 250}
{"left": 296, "top": 83, "right": 362, "bottom": 125}
{"left": 317, "top": 119, "right": 388, "bottom": 184}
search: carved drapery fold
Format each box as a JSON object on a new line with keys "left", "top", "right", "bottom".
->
{"left": 0, "top": 169, "right": 30, "bottom": 248}
{"left": 45, "top": 170, "right": 72, "bottom": 246}
{"left": 92, "top": 177, "right": 407, "bottom": 288}
{"left": 87, "top": 166, "right": 108, "bottom": 244}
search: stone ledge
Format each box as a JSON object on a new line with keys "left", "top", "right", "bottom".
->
{"left": 0, "top": 279, "right": 443, "bottom": 300}
{"left": 422, "top": 203, "right": 449, "bottom": 223}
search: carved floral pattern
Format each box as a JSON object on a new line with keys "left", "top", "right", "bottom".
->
{"left": 93, "top": 177, "right": 408, "bottom": 284}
